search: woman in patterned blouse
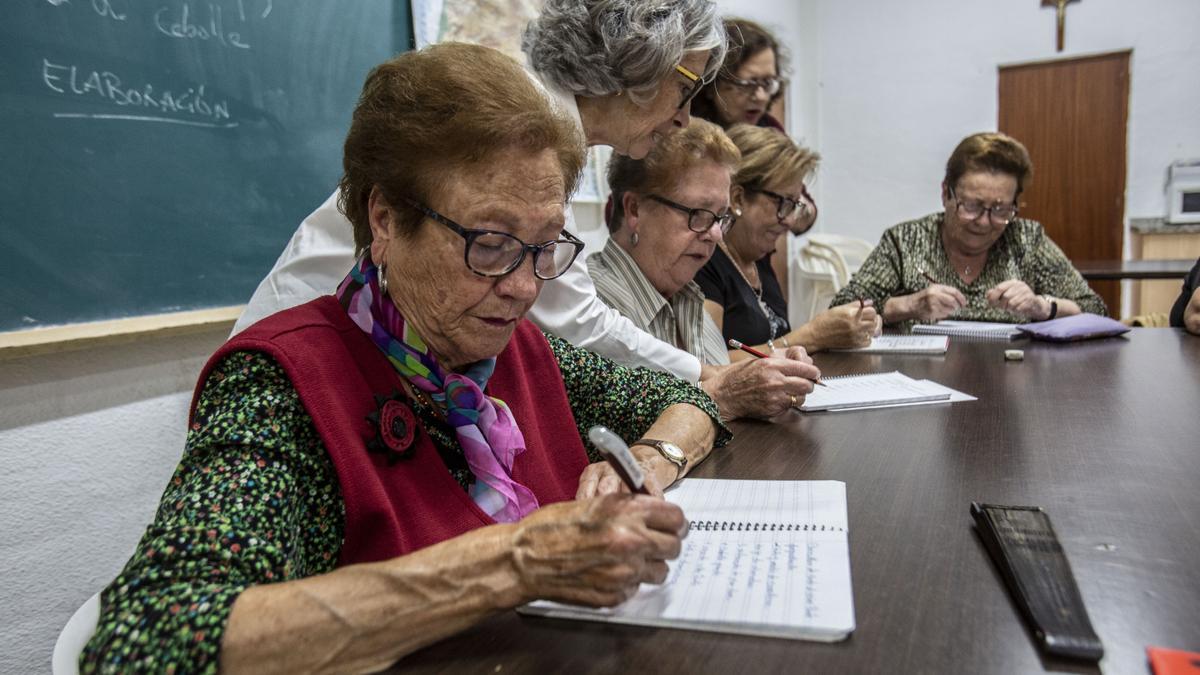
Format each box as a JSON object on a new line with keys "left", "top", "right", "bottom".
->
{"left": 82, "top": 44, "right": 729, "bottom": 674}
{"left": 832, "top": 132, "right": 1106, "bottom": 329}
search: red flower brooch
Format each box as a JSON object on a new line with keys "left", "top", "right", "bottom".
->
{"left": 365, "top": 391, "right": 418, "bottom": 465}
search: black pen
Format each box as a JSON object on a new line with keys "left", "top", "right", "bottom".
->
{"left": 587, "top": 426, "right": 650, "bottom": 495}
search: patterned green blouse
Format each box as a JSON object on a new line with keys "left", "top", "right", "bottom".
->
{"left": 831, "top": 212, "right": 1107, "bottom": 331}
{"left": 81, "top": 333, "right": 729, "bottom": 674}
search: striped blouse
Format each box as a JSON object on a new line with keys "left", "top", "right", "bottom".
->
{"left": 588, "top": 239, "right": 730, "bottom": 367}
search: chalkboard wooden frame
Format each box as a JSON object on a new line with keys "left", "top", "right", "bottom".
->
{"left": 0, "top": 304, "right": 242, "bottom": 360}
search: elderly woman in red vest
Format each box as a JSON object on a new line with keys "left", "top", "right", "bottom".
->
{"left": 82, "top": 43, "right": 727, "bottom": 673}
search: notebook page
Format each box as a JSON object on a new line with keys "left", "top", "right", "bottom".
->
{"left": 831, "top": 335, "right": 949, "bottom": 354}
{"left": 668, "top": 478, "right": 848, "bottom": 531}
{"left": 826, "top": 378, "right": 976, "bottom": 411}
{"left": 612, "top": 527, "right": 854, "bottom": 639}
{"left": 799, "top": 371, "right": 951, "bottom": 411}
{"left": 520, "top": 480, "right": 855, "bottom": 640}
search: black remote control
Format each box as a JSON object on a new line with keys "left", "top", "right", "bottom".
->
{"left": 971, "top": 503, "right": 1104, "bottom": 662}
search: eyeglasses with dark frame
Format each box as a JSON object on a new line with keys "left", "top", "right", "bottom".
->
{"left": 719, "top": 74, "right": 784, "bottom": 98}
{"left": 674, "top": 64, "right": 703, "bottom": 110}
{"left": 750, "top": 188, "right": 808, "bottom": 222}
{"left": 399, "top": 197, "right": 584, "bottom": 280}
{"left": 646, "top": 194, "right": 736, "bottom": 234}
{"left": 948, "top": 186, "right": 1019, "bottom": 225}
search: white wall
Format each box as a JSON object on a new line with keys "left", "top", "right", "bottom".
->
{"left": 807, "top": 0, "right": 1200, "bottom": 246}
{"left": 0, "top": 328, "right": 227, "bottom": 673}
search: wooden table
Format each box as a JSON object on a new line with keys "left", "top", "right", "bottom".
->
{"left": 397, "top": 330, "right": 1200, "bottom": 674}
{"left": 1075, "top": 258, "right": 1195, "bottom": 280}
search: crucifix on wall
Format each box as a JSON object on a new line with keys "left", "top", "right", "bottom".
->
{"left": 1041, "top": 0, "right": 1081, "bottom": 52}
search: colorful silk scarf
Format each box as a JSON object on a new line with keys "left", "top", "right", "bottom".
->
{"left": 336, "top": 255, "right": 539, "bottom": 523}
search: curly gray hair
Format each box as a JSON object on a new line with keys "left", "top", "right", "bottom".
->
{"left": 523, "top": 0, "right": 727, "bottom": 106}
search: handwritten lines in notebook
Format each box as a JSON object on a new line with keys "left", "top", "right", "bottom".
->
{"left": 520, "top": 479, "right": 855, "bottom": 641}
{"left": 661, "top": 479, "right": 852, "bottom": 637}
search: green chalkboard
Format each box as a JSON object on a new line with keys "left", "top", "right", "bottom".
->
{"left": 0, "top": 1, "right": 410, "bottom": 332}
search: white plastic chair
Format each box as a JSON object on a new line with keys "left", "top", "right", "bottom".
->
{"left": 789, "top": 234, "right": 876, "bottom": 327}
{"left": 52, "top": 592, "right": 101, "bottom": 675}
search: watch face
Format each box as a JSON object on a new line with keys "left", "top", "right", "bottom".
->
{"left": 659, "top": 442, "right": 686, "bottom": 463}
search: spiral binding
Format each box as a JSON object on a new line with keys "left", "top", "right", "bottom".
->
{"left": 820, "top": 372, "right": 870, "bottom": 381}
{"left": 912, "top": 325, "right": 1022, "bottom": 341}
{"left": 689, "top": 520, "right": 845, "bottom": 532}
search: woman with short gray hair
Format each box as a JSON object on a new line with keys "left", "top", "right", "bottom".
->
{"left": 235, "top": 0, "right": 729, "bottom": 388}
{"left": 522, "top": 0, "right": 724, "bottom": 160}
{"left": 524, "top": 0, "right": 725, "bottom": 107}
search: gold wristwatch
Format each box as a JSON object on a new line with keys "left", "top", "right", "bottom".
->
{"left": 633, "top": 438, "right": 687, "bottom": 480}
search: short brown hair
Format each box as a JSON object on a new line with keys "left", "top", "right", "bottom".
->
{"left": 726, "top": 124, "right": 819, "bottom": 192}
{"left": 944, "top": 132, "right": 1034, "bottom": 198}
{"left": 339, "top": 42, "right": 586, "bottom": 252}
{"left": 607, "top": 118, "right": 741, "bottom": 233}
{"left": 691, "top": 17, "right": 786, "bottom": 126}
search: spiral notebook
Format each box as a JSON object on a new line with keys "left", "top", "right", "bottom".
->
{"left": 519, "top": 479, "right": 855, "bottom": 642}
{"left": 799, "top": 371, "right": 952, "bottom": 412}
{"left": 912, "top": 320, "right": 1023, "bottom": 341}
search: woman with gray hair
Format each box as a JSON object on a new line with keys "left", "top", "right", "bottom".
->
{"left": 235, "top": 0, "right": 728, "bottom": 388}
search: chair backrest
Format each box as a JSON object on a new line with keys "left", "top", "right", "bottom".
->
{"left": 805, "top": 234, "right": 875, "bottom": 286}
{"left": 52, "top": 592, "right": 101, "bottom": 675}
{"left": 788, "top": 234, "right": 876, "bottom": 326}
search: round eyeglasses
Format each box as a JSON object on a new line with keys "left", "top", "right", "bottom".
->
{"left": 399, "top": 197, "right": 584, "bottom": 280}
{"left": 720, "top": 75, "right": 783, "bottom": 97}
{"left": 948, "top": 187, "right": 1018, "bottom": 225}
{"left": 646, "top": 194, "right": 736, "bottom": 234}
{"left": 751, "top": 188, "right": 808, "bottom": 222}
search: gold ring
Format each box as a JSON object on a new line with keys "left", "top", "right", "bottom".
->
{"left": 790, "top": 394, "right": 798, "bottom": 408}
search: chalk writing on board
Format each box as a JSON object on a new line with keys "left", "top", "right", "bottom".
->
{"left": 90, "top": 0, "right": 128, "bottom": 22}
{"left": 241, "top": 0, "right": 273, "bottom": 20}
{"left": 155, "top": 3, "right": 251, "bottom": 49}
{"left": 42, "top": 59, "right": 235, "bottom": 127}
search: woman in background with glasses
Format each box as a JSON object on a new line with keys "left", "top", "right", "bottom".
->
{"left": 697, "top": 125, "right": 880, "bottom": 358}
{"left": 692, "top": 17, "right": 788, "bottom": 132}
{"left": 592, "top": 119, "right": 822, "bottom": 421}
{"left": 690, "top": 17, "right": 819, "bottom": 311}
{"left": 832, "top": 132, "right": 1106, "bottom": 330}
{"left": 82, "top": 44, "right": 727, "bottom": 673}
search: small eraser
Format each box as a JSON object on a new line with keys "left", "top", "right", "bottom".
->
{"left": 1004, "top": 349, "right": 1024, "bottom": 361}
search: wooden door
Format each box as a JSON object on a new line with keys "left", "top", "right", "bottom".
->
{"left": 998, "top": 51, "right": 1130, "bottom": 316}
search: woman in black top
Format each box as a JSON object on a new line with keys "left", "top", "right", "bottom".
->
{"left": 697, "top": 125, "right": 879, "bottom": 358}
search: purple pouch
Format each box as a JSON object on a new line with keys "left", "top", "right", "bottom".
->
{"left": 1017, "top": 313, "right": 1131, "bottom": 342}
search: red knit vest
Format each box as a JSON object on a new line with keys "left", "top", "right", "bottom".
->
{"left": 191, "top": 296, "right": 588, "bottom": 565}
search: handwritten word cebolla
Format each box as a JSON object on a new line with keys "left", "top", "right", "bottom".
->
{"left": 155, "top": 2, "right": 251, "bottom": 49}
